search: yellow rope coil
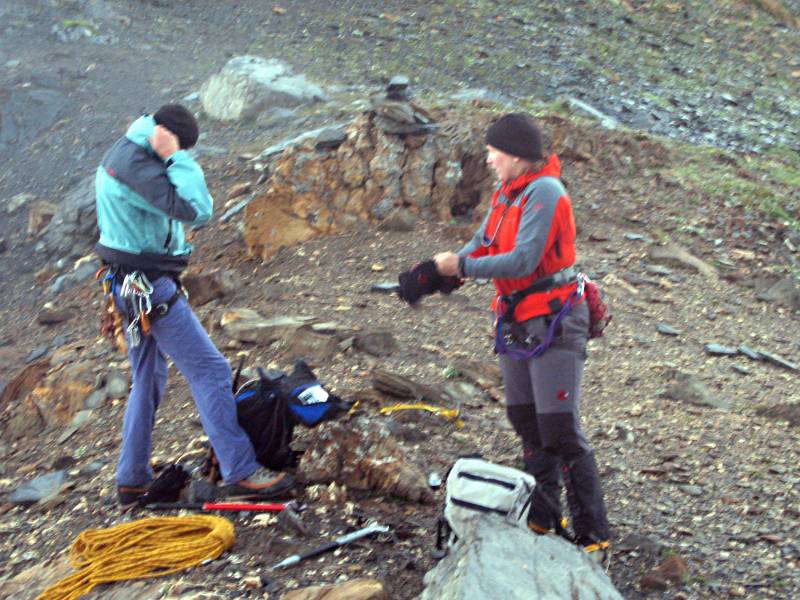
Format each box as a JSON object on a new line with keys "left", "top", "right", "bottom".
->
{"left": 36, "top": 516, "right": 235, "bottom": 600}
{"left": 378, "top": 402, "right": 464, "bottom": 428}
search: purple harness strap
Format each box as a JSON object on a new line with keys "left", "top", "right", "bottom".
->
{"left": 495, "top": 276, "right": 585, "bottom": 360}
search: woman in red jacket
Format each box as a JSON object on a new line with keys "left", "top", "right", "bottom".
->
{"left": 435, "top": 113, "right": 610, "bottom": 559}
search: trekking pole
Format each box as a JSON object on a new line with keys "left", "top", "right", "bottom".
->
{"left": 269, "top": 522, "right": 390, "bottom": 570}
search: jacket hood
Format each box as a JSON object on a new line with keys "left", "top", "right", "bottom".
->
{"left": 125, "top": 114, "right": 156, "bottom": 149}
{"left": 537, "top": 153, "right": 561, "bottom": 178}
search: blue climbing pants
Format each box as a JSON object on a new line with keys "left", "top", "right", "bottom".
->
{"left": 114, "top": 276, "right": 259, "bottom": 487}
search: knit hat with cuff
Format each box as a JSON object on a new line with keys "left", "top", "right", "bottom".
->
{"left": 153, "top": 104, "right": 199, "bottom": 150}
{"left": 485, "top": 113, "right": 543, "bottom": 162}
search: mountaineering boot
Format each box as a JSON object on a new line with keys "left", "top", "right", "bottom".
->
{"left": 224, "top": 466, "right": 295, "bottom": 499}
{"left": 117, "top": 484, "right": 150, "bottom": 509}
{"left": 562, "top": 451, "right": 611, "bottom": 566}
{"left": 523, "top": 447, "right": 566, "bottom": 535}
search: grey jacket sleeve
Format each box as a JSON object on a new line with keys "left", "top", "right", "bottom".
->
{"left": 462, "top": 182, "right": 560, "bottom": 279}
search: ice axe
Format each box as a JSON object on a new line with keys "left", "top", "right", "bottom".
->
{"left": 147, "top": 499, "right": 310, "bottom": 536}
{"left": 269, "top": 521, "right": 390, "bottom": 570}
{"left": 370, "top": 282, "right": 400, "bottom": 294}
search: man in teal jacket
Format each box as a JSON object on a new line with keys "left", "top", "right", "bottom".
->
{"left": 96, "top": 104, "right": 294, "bottom": 506}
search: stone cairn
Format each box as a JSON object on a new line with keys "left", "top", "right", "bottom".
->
{"left": 243, "top": 77, "right": 494, "bottom": 262}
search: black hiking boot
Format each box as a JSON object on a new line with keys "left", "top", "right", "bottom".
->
{"left": 563, "top": 451, "right": 611, "bottom": 567}
{"left": 524, "top": 448, "right": 566, "bottom": 535}
{"left": 117, "top": 484, "right": 150, "bottom": 509}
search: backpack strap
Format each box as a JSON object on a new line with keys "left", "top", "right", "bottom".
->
{"left": 232, "top": 357, "right": 246, "bottom": 392}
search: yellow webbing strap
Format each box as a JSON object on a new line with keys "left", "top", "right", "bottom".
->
{"left": 378, "top": 402, "right": 464, "bottom": 428}
{"left": 36, "top": 516, "right": 235, "bottom": 600}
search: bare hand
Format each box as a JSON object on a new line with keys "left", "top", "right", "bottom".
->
{"left": 434, "top": 251, "right": 460, "bottom": 276}
{"left": 149, "top": 125, "right": 180, "bottom": 160}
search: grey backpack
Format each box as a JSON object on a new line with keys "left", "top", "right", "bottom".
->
{"left": 435, "top": 457, "right": 536, "bottom": 554}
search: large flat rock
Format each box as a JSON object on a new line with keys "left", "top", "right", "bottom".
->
{"left": 419, "top": 515, "right": 623, "bottom": 600}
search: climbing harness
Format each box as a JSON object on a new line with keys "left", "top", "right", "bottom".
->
{"left": 95, "top": 266, "right": 184, "bottom": 348}
{"left": 494, "top": 269, "right": 584, "bottom": 360}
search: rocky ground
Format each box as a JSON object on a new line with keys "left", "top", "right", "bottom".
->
{"left": 0, "top": 1, "right": 799, "bottom": 599}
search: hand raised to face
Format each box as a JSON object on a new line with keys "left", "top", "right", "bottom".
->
{"left": 149, "top": 124, "right": 180, "bottom": 160}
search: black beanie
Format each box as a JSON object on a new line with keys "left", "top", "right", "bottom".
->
{"left": 485, "top": 113, "right": 543, "bottom": 162}
{"left": 153, "top": 104, "right": 199, "bottom": 149}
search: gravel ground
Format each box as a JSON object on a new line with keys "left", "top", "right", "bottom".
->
{"left": 0, "top": 1, "right": 798, "bottom": 598}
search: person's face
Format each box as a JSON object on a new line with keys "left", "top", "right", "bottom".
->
{"left": 486, "top": 145, "right": 523, "bottom": 182}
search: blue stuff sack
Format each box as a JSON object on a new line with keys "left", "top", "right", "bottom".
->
{"left": 279, "top": 359, "right": 353, "bottom": 426}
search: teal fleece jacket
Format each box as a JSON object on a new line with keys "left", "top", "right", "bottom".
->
{"left": 95, "top": 115, "right": 213, "bottom": 271}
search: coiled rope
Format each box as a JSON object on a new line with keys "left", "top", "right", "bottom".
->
{"left": 36, "top": 516, "right": 235, "bottom": 600}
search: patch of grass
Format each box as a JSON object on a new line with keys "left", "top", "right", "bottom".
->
{"left": 660, "top": 547, "right": 678, "bottom": 559}
{"left": 642, "top": 92, "right": 674, "bottom": 111}
{"left": 663, "top": 143, "right": 800, "bottom": 231}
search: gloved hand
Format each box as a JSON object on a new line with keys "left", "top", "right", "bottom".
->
{"left": 398, "top": 259, "right": 463, "bottom": 304}
{"left": 439, "top": 274, "right": 464, "bottom": 295}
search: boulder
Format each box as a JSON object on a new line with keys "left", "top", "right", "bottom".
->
{"left": 749, "top": 0, "right": 799, "bottom": 28}
{"left": 1, "top": 361, "right": 50, "bottom": 440}
{"left": 4, "top": 393, "right": 46, "bottom": 440}
{"left": 5, "top": 192, "right": 36, "bottom": 214}
{"left": 200, "top": 56, "right": 325, "bottom": 122}
{"left": 182, "top": 268, "right": 239, "bottom": 307}
{"left": 648, "top": 243, "right": 717, "bottom": 278}
{"left": 28, "top": 361, "right": 96, "bottom": 429}
{"left": 284, "top": 328, "right": 340, "bottom": 365}
{"left": 283, "top": 578, "right": 386, "bottom": 600}
{"left": 755, "top": 403, "right": 800, "bottom": 427}
{"left": 36, "top": 305, "right": 76, "bottom": 325}
{"left": 756, "top": 277, "right": 800, "bottom": 311}
{"left": 353, "top": 331, "right": 397, "bottom": 357}
{"left": 27, "top": 201, "right": 58, "bottom": 235}
{"left": 640, "top": 555, "right": 689, "bottom": 591}
{"left": 298, "top": 417, "right": 433, "bottom": 503}
{"left": 9, "top": 470, "right": 69, "bottom": 506}
{"left": 418, "top": 515, "right": 623, "bottom": 600}
{"left": 39, "top": 175, "right": 97, "bottom": 258}
{"left": 220, "top": 308, "right": 314, "bottom": 344}
{"left": 661, "top": 371, "right": 729, "bottom": 410}
{"left": 378, "top": 207, "right": 416, "bottom": 232}
{"left": 2, "top": 358, "right": 101, "bottom": 440}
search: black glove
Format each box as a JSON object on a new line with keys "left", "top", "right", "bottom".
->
{"left": 439, "top": 273, "right": 464, "bottom": 295}
{"left": 398, "top": 260, "right": 441, "bottom": 304}
{"left": 397, "top": 259, "right": 463, "bottom": 304}
{"left": 137, "top": 464, "right": 190, "bottom": 507}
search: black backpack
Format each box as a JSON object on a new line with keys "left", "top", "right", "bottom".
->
{"left": 203, "top": 359, "right": 352, "bottom": 481}
{"left": 234, "top": 368, "right": 297, "bottom": 471}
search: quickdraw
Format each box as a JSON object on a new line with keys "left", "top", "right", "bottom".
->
{"left": 96, "top": 265, "right": 127, "bottom": 352}
{"left": 95, "top": 267, "right": 155, "bottom": 348}
{"left": 118, "top": 271, "right": 155, "bottom": 347}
